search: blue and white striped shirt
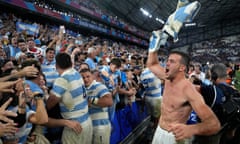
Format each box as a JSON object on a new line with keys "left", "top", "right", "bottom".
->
{"left": 100, "top": 66, "right": 121, "bottom": 90}
{"left": 51, "top": 68, "right": 89, "bottom": 124}
{"left": 85, "top": 57, "right": 96, "bottom": 70}
{"left": 41, "top": 59, "right": 59, "bottom": 88}
{"left": 140, "top": 68, "right": 162, "bottom": 98}
{"left": 86, "top": 80, "right": 111, "bottom": 127}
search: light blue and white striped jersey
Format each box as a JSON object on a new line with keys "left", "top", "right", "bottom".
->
{"left": 51, "top": 68, "right": 89, "bottom": 124}
{"left": 100, "top": 65, "right": 121, "bottom": 90}
{"left": 25, "top": 80, "right": 44, "bottom": 111}
{"left": 85, "top": 57, "right": 97, "bottom": 70}
{"left": 41, "top": 59, "right": 59, "bottom": 88}
{"left": 15, "top": 51, "right": 24, "bottom": 60}
{"left": 86, "top": 80, "right": 111, "bottom": 127}
{"left": 9, "top": 45, "right": 20, "bottom": 58}
{"left": 140, "top": 68, "right": 162, "bottom": 98}
{"left": 25, "top": 80, "right": 43, "bottom": 95}
{"left": 2, "top": 106, "right": 35, "bottom": 143}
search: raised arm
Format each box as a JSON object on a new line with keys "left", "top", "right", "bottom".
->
{"left": 147, "top": 30, "right": 168, "bottom": 80}
{"left": 29, "top": 94, "right": 48, "bottom": 125}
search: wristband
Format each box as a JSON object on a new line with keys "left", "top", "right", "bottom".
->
{"left": 91, "top": 98, "right": 99, "bottom": 105}
{"left": 34, "top": 93, "right": 44, "bottom": 100}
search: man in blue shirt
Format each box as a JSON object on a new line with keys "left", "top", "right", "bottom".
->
{"left": 100, "top": 58, "right": 121, "bottom": 121}
{"left": 80, "top": 68, "right": 113, "bottom": 144}
{"left": 85, "top": 47, "right": 97, "bottom": 70}
{"left": 47, "top": 53, "right": 92, "bottom": 144}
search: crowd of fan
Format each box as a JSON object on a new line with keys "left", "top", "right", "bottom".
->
{"left": 0, "top": 7, "right": 240, "bottom": 144}
{"left": 0, "top": 11, "right": 150, "bottom": 144}
{"left": 191, "top": 38, "right": 240, "bottom": 63}
{"left": 30, "top": 0, "right": 149, "bottom": 38}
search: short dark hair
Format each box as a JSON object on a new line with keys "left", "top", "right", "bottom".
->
{"left": 17, "top": 38, "right": 25, "bottom": 44}
{"left": 79, "top": 68, "right": 91, "bottom": 74}
{"left": 26, "top": 34, "right": 34, "bottom": 41}
{"left": 55, "top": 53, "right": 72, "bottom": 69}
{"left": 110, "top": 58, "right": 121, "bottom": 68}
{"left": 46, "top": 47, "right": 55, "bottom": 54}
{"left": 170, "top": 50, "right": 190, "bottom": 67}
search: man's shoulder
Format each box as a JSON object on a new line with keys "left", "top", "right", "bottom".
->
{"left": 216, "top": 83, "right": 240, "bottom": 98}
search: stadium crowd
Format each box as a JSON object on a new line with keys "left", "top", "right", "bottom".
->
{"left": 0, "top": 1, "right": 240, "bottom": 144}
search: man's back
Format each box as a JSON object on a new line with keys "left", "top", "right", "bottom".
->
{"left": 51, "top": 68, "right": 88, "bottom": 121}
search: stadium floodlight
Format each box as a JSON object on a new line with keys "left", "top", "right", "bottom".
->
{"left": 156, "top": 17, "right": 165, "bottom": 24}
{"left": 140, "top": 8, "right": 152, "bottom": 18}
{"left": 185, "top": 22, "right": 196, "bottom": 27}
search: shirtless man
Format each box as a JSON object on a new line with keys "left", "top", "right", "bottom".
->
{"left": 148, "top": 46, "right": 220, "bottom": 143}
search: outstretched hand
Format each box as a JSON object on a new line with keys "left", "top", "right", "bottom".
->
{"left": 0, "top": 79, "right": 20, "bottom": 93}
{"left": 20, "top": 65, "right": 39, "bottom": 77}
{"left": 0, "top": 98, "right": 18, "bottom": 123}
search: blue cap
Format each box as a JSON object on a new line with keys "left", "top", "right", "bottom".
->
{"left": 34, "top": 39, "right": 41, "bottom": 45}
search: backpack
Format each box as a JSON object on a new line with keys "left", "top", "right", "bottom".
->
{"left": 211, "top": 84, "right": 240, "bottom": 127}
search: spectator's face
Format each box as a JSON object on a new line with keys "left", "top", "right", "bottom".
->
{"left": 11, "top": 37, "right": 17, "bottom": 46}
{"left": 46, "top": 50, "right": 55, "bottom": 61}
{"left": 89, "top": 51, "right": 96, "bottom": 58}
{"left": 165, "top": 54, "right": 183, "bottom": 80}
{"left": 81, "top": 71, "right": 94, "bottom": 87}
{"left": 131, "top": 59, "right": 137, "bottom": 66}
{"left": 194, "top": 65, "right": 201, "bottom": 74}
{"left": 102, "top": 59, "right": 108, "bottom": 65}
{"left": 27, "top": 40, "right": 35, "bottom": 49}
{"left": 39, "top": 75, "right": 46, "bottom": 87}
{"left": 18, "top": 42, "right": 27, "bottom": 52}
{"left": 93, "top": 71, "right": 102, "bottom": 82}
{"left": 79, "top": 54, "right": 86, "bottom": 61}
{"left": 110, "top": 64, "right": 118, "bottom": 73}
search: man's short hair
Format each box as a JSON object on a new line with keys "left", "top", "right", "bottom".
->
{"left": 17, "top": 38, "right": 25, "bottom": 44}
{"left": 110, "top": 58, "right": 121, "bottom": 68}
{"left": 211, "top": 63, "right": 227, "bottom": 81}
{"left": 170, "top": 50, "right": 190, "bottom": 67}
{"left": 80, "top": 68, "right": 91, "bottom": 74}
{"left": 55, "top": 53, "right": 72, "bottom": 69}
{"left": 46, "top": 47, "right": 55, "bottom": 54}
